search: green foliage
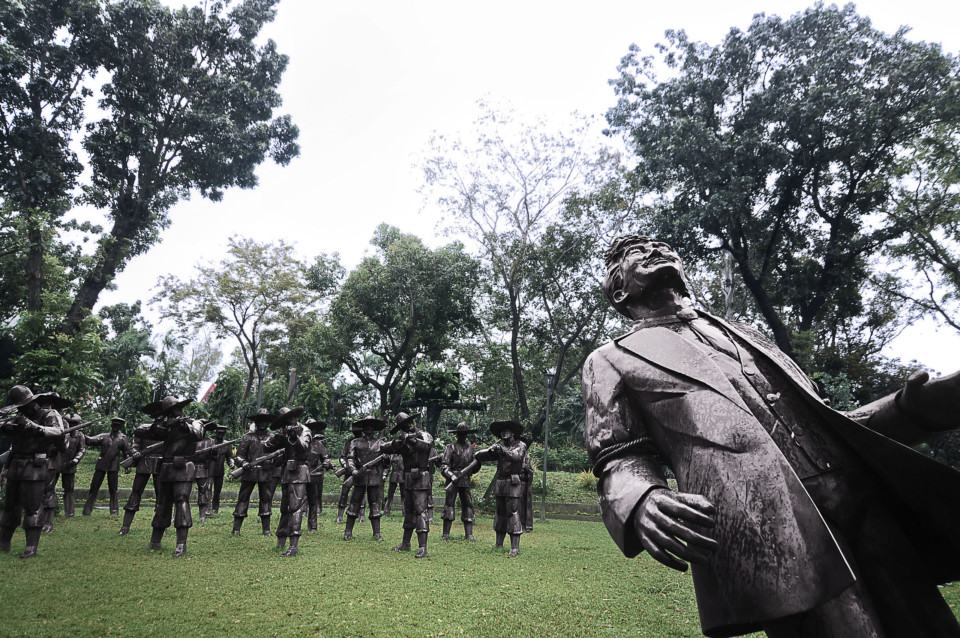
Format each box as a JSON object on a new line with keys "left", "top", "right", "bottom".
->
{"left": 205, "top": 366, "right": 251, "bottom": 436}
{"left": 604, "top": 3, "right": 960, "bottom": 364}
{"left": 412, "top": 362, "right": 460, "bottom": 401}
{"left": 4, "top": 311, "right": 102, "bottom": 406}
{"left": 323, "top": 225, "right": 480, "bottom": 414}
{"left": 577, "top": 470, "right": 598, "bottom": 491}
{"left": 527, "top": 442, "right": 591, "bottom": 473}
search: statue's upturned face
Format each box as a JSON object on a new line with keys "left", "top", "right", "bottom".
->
{"left": 500, "top": 429, "right": 515, "bottom": 443}
{"left": 619, "top": 241, "right": 685, "bottom": 299}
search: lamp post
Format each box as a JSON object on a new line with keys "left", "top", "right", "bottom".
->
{"left": 542, "top": 368, "right": 556, "bottom": 523}
{"left": 256, "top": 361, "right": 268, "bottom": 410}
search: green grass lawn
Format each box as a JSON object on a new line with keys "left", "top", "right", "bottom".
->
{"left": 3, "top": 506, "right": 960, "bottom": 638}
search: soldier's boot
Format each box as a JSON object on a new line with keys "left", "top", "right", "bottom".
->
{"left": 371, "top": 517, "right": 383, "bottom": 541}
{"left": 508, "top": 534, "right": 520, "bottom": 557}
{"left": 232, "top": 517, "right": 243, "bottom": 536}
{"left": 146, "top": 528, "right": 164, "bottom": 550}
{"left": 464, "top": 522, "right": 476, "bottom": 541}
{"left": 343, "top": 515, "right": 356, "bottom": 541}
{"left": 260, "top": 515, "right": 272, "bottom": 536}
{"left": 415, "top": 532, "right": 428, "bottom": 559}
{"left": 281, "top": 535, "right": 299, "bottom": 557}
{"left": 359, "top": 510, "right": 365, "bottom": 524}
{"left": 41, "top": 508, "right": 54, "bottom": 533}
{"left": 335, "top": 506, "right": 345, "bottom": 523}
{"left": 81, "top": 491, "right": 96, "bottom": 516}
{"left": 109, "top": 492, "right": 119, "bottom": 516}
{"left": 64, "top": 493, "right": 75, "bottom": 518}
{"left": 277, "top": 534, "right": 286, "bottom": 549}
{"left": 119, "top": 510, "right": 135, "bottom": 536}
{"left": 0, "top": 526, "right": 14, "bottom": 552}
{"left": 392, "top": 528, "right": 413, "bottom": 552}
{"left": 494, "top": 532, "right": 506, "bottom": 549}
{"left": 308, "top": 509, "right": 317, "bottom": 532}
{"left": 172, "top": 527, "right": 188, "bottom": 558}
{"left": 442, "top": 519, "right": 452, "bottom": 541}
{"left": 20, "top": 528, "right": 41, "bottom": 558}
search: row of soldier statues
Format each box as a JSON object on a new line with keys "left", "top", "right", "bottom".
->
{"left": 0, "top": 385, "right": 535, "bottom": 558}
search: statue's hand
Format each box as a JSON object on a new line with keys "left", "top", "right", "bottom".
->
{"left": 631, "top": 488, "right": 718, "bottom": 572}
{"left": 900, "top": 369, "right": 960, "bottom": 431}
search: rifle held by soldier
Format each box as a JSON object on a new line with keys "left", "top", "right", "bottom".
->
{"left": 230, "top": 448, "right": 284, "bottom": 479}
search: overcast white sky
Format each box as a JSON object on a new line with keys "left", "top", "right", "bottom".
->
{"left": 94, "top": 0, "right": 960, "bottom": 373}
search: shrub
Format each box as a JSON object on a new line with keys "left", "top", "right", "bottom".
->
{"left": 577, "top": 471, "right": 598, "bottom": 491}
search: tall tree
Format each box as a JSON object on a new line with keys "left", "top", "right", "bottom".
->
{"left": 604, "top": 3, "right": 960, "bottom": 360}
{"left": 322, "top": 225, "right": 480, "bottom": 415}
{"left": 0, "top": 0, "right": 107, "bottom": 313}
{"left": 422, "top": 103, "right": 617, "bottom": 431}
{"left": 154, "top": 236, "right": 317, "bottom": 400}
{"left": 63, "top": 0, "right": 299, "bottom": 333}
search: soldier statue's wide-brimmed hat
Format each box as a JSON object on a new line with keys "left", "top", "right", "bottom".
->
{"left": 389, "top": 411, "right": 420, "bottom": 434}
{"left": 3, "top": 385, "right": 74, "bottom": 412}
{"left": 355, "top": 415, "right": 386, "bottom": 432}
{"left": 214, "top": 422, "right": 228, "bottom": 431}
{"left": 201, "top": 419, "right": 219, "bottom": 432}
{"left": 64, "top": 413, "right": 83, "bottom": 425}
{"left": 489, "top": 420, "right": 524, "bottom": 438}
{"left": 305, "top": 418, "right": 327, "bottom": 432}
{"left": 270, "top": 406, "right": 305, "bottom": 430}
{"left": 142, "top": 395, "right": 191, "bottom": 417}
{"left": 247, "top": 408, "right": 274, "bottom": 424}
{"left": 447, "top": 421, "right": 478, "bottom": 435}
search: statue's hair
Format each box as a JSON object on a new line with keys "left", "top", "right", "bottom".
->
{"left": 603, "top": 234, "right": 689, "bottom": 317}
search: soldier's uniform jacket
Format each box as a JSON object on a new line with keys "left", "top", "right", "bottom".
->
{"left": 149, "top": 417, "right": 203, "bottom": 482}
{"left": 193, "top": 437, "right": 213, "bottom": 479}
{"left": 209, "top": 438, "right": 233, "bottom": 478}
{"left": 346, "top": 436, "right": 388, "bottom": 487}
{"left": 490, "top": 440, "right": 527, "bottom": 498}
{"left": 85, "top": 430, "right": 131, "bottom": 472}
{"left": 59, "top": 429, "right": 86, "bottom": 475}
{"left": 236, "top": 430, "right": 274, "bottom": 483}
{"left": 441, "top": 441, "right": 475, "bottom": 487}
{"left": 266, "top": 424, "right": 311, "bottom": 484}
{"left": 388, "top": 453, "right": 404, "bottom": 484}
{"left": 307, "top": 435, "right": 331, "bottom": 477}
{"left": 1, "top": 409, "right": 65, "bottom": 481}
{"left": 131, "top": 425, "right": 163, "bottom": 475}
{"left": 384, "top": 429, "right": 434, "bottom": 490}
{"left": 338, "top": 438, "right": 353, "bottom": 469}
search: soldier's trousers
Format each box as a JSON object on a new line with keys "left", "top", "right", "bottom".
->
{"left": 493, "top": 495, "right": 522, "bottom": 535}
{"left": 152, "top": 480, "right": 193, "bottom": 530}
{"left": 234, "top": 480, "right": 275, "bottom": 518}
{"left": 0, "top": 478, "right": 44, "bottom": 531}
{"left": 347, "top": 484, "right": 382, "bottom": 518}
{"left": 306, "top": 475, "right": 324, "bottom": 527}
{"left": 442, "top": 486, "right": 475, "bottom": 523}
{"left": 42, "top": 470, "right": 60, "bottom": 511}
{"left": 277, "top": 482, "right": 307, "bottom": 538}
{"left": 211, "top": 474, "right": 224, "bottom": 511}
{"left": 196, "top": 476, "right": 212, "bottom": 514}
{"left": 85, "top": 469, "right": 119, "bottom": 513}
{"left": 401, "top": 487, "right": 430, "bottom": 533}
{"left": 124, "top": 472, "right": 156, "bottom": 512}
{"left": 522, "top": 482, "right": 533, "bottom": 531}
{"left": 60, "top": 472, "right": 76, "bottom": 496}
{"left": 338, "top": 481, "right": 351, "bottom": 508}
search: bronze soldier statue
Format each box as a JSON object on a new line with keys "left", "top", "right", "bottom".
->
{"left": 41, "top": 410, "right": 87, "bottom": 530}
{"left": 0, "top": 386, "right": 68, "bottom": 557}
{"left": 583, "top": 234, "right": 960, "bottom": 637}
{"left": 55, "top": 412, "right": 86, "bottom": 519}
{"left": 475, "top": 420, "right": 527, "bottom": 556}
{"left": 265, "top": 407, "right": 311, "bottom": 556}
{"left": 521, "top": 440, "right": 534, "bottom": 533}
{"left": 82, "top": 417, "right": 131, "bottom": 516}
{"left": 232, "top": 409, "right": 279, "bottom": 536}
{"left": 143, "top": 396, "right": 203, "bottom": 557}
{"left": 208, "top": 422, "right": 234, "bottom": 515}
{"left": 335, "top": 422, "right": 365, "bottom": 524}
{"left": 440, "top": 422, "right": 478, "bottom": 541}
{"left": 305, "top": 419, "right": 334, "bottom": 531}
{"left": 193, "top": 420, "right": 217, "bottom": 522}
{"left": 382, "top": 452, "right": 403, "bottom": 516}
{"left": 119, "top": 404, "right": 164, "bottom": 535}
{"left": 383, "top": 412, "right": 434, "bottom": 558}
{"left": 343, "top": 416, "right": 388, "bottom": 542}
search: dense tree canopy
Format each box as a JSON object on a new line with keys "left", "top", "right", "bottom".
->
{"left": 604, "top": 3, "right": 960, "bottom": 367}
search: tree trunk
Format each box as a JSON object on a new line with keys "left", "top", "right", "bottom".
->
{"left": 26, "top": 213, "right": 43, "bottom": 312}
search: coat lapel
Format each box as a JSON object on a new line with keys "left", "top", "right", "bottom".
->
{"left": 616, "top": 326, "right": 752, "bottom": 414}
